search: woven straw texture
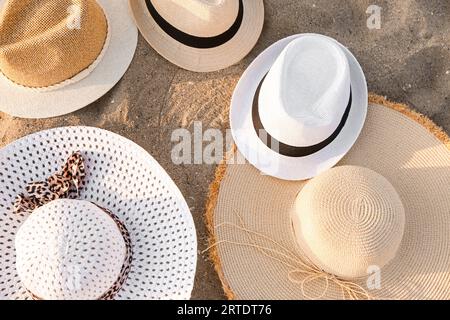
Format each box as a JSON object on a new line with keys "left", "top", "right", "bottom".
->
{"left": 129, "top": 0, "right": 264, "bottom": 72}
{"left": 292, "top": 166, "right": 405, "bottom": 280}
{"left": 16, "top": 200, "right": 126, "bottom": 300}
{"left": 0, "top": 0, "right": 138, "bottom": 119}
{"left": 206, "top": 94, "right": 450, "bottom": 300}
{"left": 0, "top": 0, "right": 108, "bottom": 88}
{"left": 0, "top": 127, "right": 197, "bottom": 300}
{"left": 152, "top": 0, "right": 240, "bottom": 38}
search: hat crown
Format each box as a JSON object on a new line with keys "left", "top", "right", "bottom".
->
{"left": 0, "top": 0, "right": 108, "bottom": 88}
{"left": 15, "top": 199, "right": 126, "bottom": 300}
{"left": 292, "top": 166, "right": 405, "bottom": 279}
{"left": 151, "top": 0, "right": 239, "bottom": 37}
{"left": 258, "top": 35, "right": 351, "bottom": 147}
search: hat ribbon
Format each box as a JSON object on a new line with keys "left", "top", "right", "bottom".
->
{"left": 145, "top": 0, "right": 244, "bottom": 49}
{"left": 252, "top": 75, "right": 352, "bottom": 157}
{"left": 13, "top": 152, "right": 132, "bottom": 300}
{"left": 14, "top": 151, "right": 85, "bottom": 214}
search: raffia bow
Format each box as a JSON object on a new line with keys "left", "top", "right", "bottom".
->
{"left": 205, "top": 211, "right": 373, "bottom": 300}
{"left": 14, "top": 151, "right": 85, "bottom": 214}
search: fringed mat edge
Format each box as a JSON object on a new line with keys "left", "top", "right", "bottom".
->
{"left": 204, "top": 93, "right": 450, "bottom": 300}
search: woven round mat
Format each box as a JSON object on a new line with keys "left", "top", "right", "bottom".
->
{"left": 206, "top": 93, "right": 450, "bottom": 300}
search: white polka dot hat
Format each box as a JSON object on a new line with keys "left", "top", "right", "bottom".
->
{"left": 0, "top": 127, "right": 197, "bottom": 300}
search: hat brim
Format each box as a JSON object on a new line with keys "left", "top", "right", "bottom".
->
{"left": 231, "top": 34, "right": 368, "bottom": 181}
{"left": 209, "top": 96, "right": 450, "bottom": 299}
{"left": 0, "top": 0, "right": 138, "bottom": 119}
{"left": 128, "top": 0, "right": 264, "bottom": 72}
{"left": 0, "top": 127, "right": 197, "bottom": 300}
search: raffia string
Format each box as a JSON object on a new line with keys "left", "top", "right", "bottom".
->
{"left": 203, "top": 211, "right": 372, "bottom": 300}
{"left": 205, "top": 94, "right": 450, "bottom": 300}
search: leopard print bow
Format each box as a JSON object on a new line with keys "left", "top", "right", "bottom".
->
{"left": 14, "top": 151, "right": 133, "bottom": 300}
{"left": 14, "top": 152, "right": 85, "bottom": 214}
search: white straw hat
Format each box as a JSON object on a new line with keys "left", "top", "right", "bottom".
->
{"left": 0, "top": 0, "right": 138, "bottom": 119}
{"left": 0, "top": 127, "right": 197, "bottom": 300}
{"left": 231, "top": 34, "right": 368, "bottom": 180}
{"left": 128, "top": 0, "right": 264, "bottom": 72}
{"left": 15, "top": 200, "right": 130, "bottom": 300}
{"left": 207, "top": 95, "right": 450, "bottom": 300}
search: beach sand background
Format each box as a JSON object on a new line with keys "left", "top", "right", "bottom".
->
{"left": 0, "top": 0, "right": 449, "bottom": 299}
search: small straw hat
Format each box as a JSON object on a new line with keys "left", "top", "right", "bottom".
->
{"left": 0, "top": 0, "right": 138, "bottom": 118}
{"left": 291, "top": 166, "right": 405, "bottom": 281}
{"left": 207, "top": 95, "right": 450, "bottom": 300}
{"left": 128, "top": 0, "right": 264, "bottom": 72}
{"left": 0, "top": 127, "right": 197, "bottom": 300}
{"left": 231, "top": 34, "right": 368, "bottom": 180}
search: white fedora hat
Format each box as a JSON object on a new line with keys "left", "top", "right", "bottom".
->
{"left": 0, "top": 0, "right": 138, "bottom": 119}
{"left": 231, "top": 34, "right": 368, "bottom": 180}
{"left": 128, "top": 0, "right": 264, "bottom": 72}
{"left": 0, "top": 127, "right": 197, "bottom": 300}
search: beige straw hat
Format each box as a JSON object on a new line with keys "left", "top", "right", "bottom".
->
{"left": 128, "top": 0, "right": 264, "bottom": 72}
{"left": 0, "top": 127, "right": 197, "bottom": 300}
{"left": 0, "top": 0, "right": 138, "bottom": 118}
{"left": 206, "top": 94, "right": 450, "bottom": 300}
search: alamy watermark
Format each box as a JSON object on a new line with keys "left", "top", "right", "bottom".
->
{"left": 170, "top": 121, "right": 283, "bottom": 174}
{"left": 367, "top": 265, "right": 382, "bottom": 290}
{"left": 44, "top": 233, "right": 82, "bottom": 292}
{"left": 366, "top": 5, "right": 382, "bottom": 30}
{"left": 67, "top": 4, "right": 82, "bottom": 30}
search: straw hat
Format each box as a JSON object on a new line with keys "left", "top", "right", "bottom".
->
{"left": 207, "top": 95, "right": 450, "bottom": 300}
{"left": 231, "top": 34, "right": 368, "bottom": 180}
{"left": 0, "top": 127, "right": 197, "bottom": 300}
{"left": 0, "top": 0, "right": 138, "bottom": 118}
{"left": 128, "top": 0, "right": 264, "bottom": 72}
{"left": 15, "top": 200, "right": 131, "bottom": 300}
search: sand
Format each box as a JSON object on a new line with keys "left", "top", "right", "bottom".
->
{"left": 0, "top": 0, "right": 449, "bottom": 299}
